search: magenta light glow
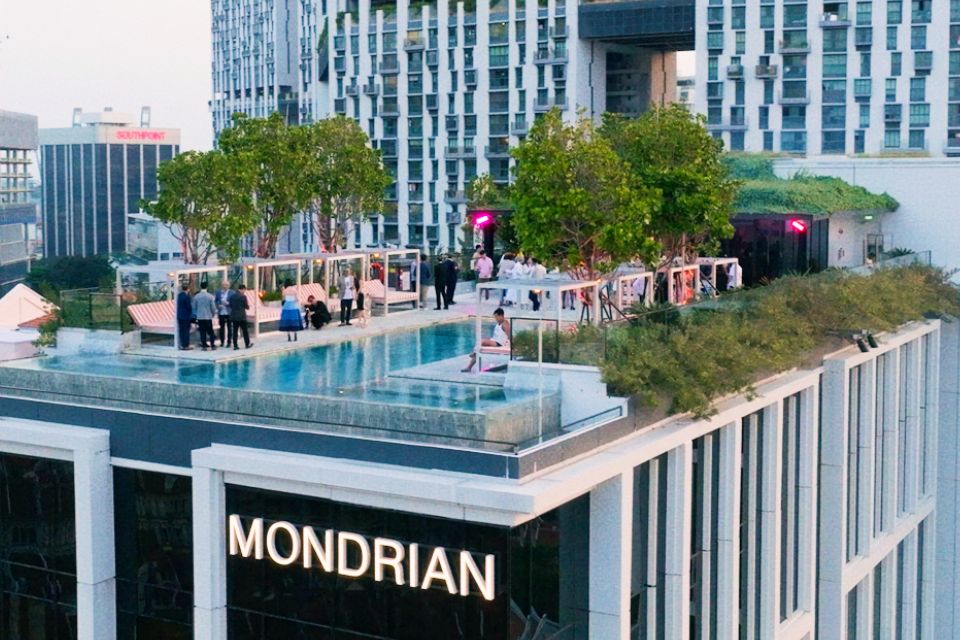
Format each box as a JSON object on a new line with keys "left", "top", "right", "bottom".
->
{"left": 474, "top": 214, "right": 492, "bottom": 227}
{"left": 789, "top": 219, "right": 808, "bottom": 233}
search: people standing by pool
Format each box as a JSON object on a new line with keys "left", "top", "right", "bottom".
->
{"left": 339, "top": 267, "right": 356, "bottom": 326}
{"left": 434, "top": 255, "right": 447, "bottom": 310}
{"left": 192, "top": 282, "right": 218, "bottom": 351}
{"left": 413, "top": 253, "right": 433, "bottom": 309}
{"left": 175, "top": 284, "right": 193, "bottom": 351}
{"left": 355, "top": 280, "right": 370, "bottom": 328}
{"left": 279, "top": 280, "right": 304, "bottom": 341}
{"left": 498, "top": 253, "right": 516, "bottom": 306}
{"left": 475, "top": 250, "right": 494, "bottom": 301}
{"left": 461, "top": 308, "right": 511, "bottom": 372}
{"left": 304, "top": 295, "right": 331, "bottom": 329}
{"left": 215, "top": 280, "right": 232, "bottom": 347}
{"left": 229, "top": 285, "right": 252, "bottom": 350}
{"left": 442, "top": 255, "right": 460, "bottom": 308}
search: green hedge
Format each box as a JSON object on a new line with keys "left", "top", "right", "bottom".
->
{"left": 518, "top": 266, "right": 959, "bottom": 417}
{"left": 725, "top": 155, "right": 899, "bottom": 214}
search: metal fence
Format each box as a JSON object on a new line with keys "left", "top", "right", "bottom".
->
{"left": 60, "top": 288, "right": 135, "bottom": 332}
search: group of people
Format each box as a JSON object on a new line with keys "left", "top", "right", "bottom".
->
{"left": 494, "top": 252, "right": 548, "bottom": 310}
{"left": 175, "top": 280, "right": 253, "bottom": 352}
{"left": 280, "top": 270, "right": 370, "bottom": 342}
{"left": 410, "top": 253, "right": 461, "bottom": 310}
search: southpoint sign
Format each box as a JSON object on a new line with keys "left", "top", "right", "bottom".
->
{"left": 228, "top": 515, "right": 496, "bottom": 601}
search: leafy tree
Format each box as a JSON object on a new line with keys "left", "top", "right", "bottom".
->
{"left": 27, "top": 255, "right": 115, "bottom": 297}
{"left": 142, "top": 150, "right": 257, "bottom": 264}
{"left": 601, "top": 104, "right": 739, "bottom": 266}
{"left": 218, "top": 113, "right": 315, "bottom": 257}
{"left": 509, "top": 109, "right": 660, "bottom": 280}
{"left": 303, "top": 116, "right": 391, "bottom": 252}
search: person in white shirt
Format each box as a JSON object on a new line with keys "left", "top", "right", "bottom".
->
{"left": 498, "top": 253, "right": 516, "bottom": 305}
{"left": 461, "top": 308, "right": 511, "bottom": 372}
{"left": 527, "top": 257, "right": 547, "bottom": 311}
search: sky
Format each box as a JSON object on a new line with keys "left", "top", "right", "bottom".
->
{"left": 1, "top": 1, "right": 694, "bottom": 153}
{"left": 1, "top": 0, "right": 214, "bottom": 151}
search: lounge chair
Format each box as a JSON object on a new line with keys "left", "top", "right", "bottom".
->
{"left": 126, "top": 299, "right": 177, "bottom": 335}
{"left": 360, "top": 279, "right": 418, "bottom": 313}
{"left": 243, "top": 290, "right": 283, "bottom": 324}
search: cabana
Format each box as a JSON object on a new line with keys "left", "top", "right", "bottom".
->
{"left": 696, "top": 257, "right": 741, "bottom": 297}
{"left": 474, "top": 278, "right": 602, "bottom": 370}
{"left": 239, "top": 257, "right": 306, "bottom": 339}
{"left": 364, "top": 248, "right": 420, "bottom": 315}
{"left": 606, "top": 269, "right": 654, "bottom": 316}
{"left": 122, "top": 263, "right": 229, "bottom": 345}
{"left": 307, "top": 251, "right": 368, "bottom": 311}
{"left": 658, "top": 263, "right": 700, "bottom": 306}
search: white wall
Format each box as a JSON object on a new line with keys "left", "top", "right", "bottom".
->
{"left": 774, "top": 158, "right": 960, "bottom": 276}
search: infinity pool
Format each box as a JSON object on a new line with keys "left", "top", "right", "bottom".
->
{"left": 28, "top": 321, "right": 488, "bottom": 398}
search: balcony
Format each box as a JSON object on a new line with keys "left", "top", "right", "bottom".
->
{"left": 534, "top": 48, "right": 568, "bottom": 64}
{"left": 778, "top": 90, "right": 811, "bottom": 105}
{"left": 345, "top": 84, "right": 359, "bottom": 96}
{"left": 404, "top": 37, "right": 425, "bottom": 51}
{"left": 944, "top": 137, "right": 960, "bottom": 156}
{"left": 380, "top": 102, "right": 400, "bottom": 116}
{"left": 426, "top": 94, "right": 438, "bottom": 111}
{"left": 755, "top": 64, "right": 779, "bottom": 78}
{"left": 726, "top": 64, "right": 744, "bottom": 79}
{"left": 853, "top": 79, "right": 872, "bottom": 99}
{"left": 379, "top": 57, "right": 399, "bottom": 74}
{"left": 914, "top": 51, "right": 933, "bottom": 72}
{"left": 550, "top": 25, "right": 568, "bottom": 38}
{"left": 334, "top": 35, "right": 346, "bottom": 51}
{"left": 511, "top": 119, "right": 528, "bottom": 135}
{"left": 820, "top": 13, "right": 851, "bottom": 27}
{"left": 855, "top": 27, "right": 873, "bottom": 48}
{"left": 779, "top": 38, "right": 811, "bottom": 53}
{"left": 446, "top": 210, "right": 463, "bottom": 224}
{"left": 334, "top": 98, "right": 346, "bottom": 114}
{"left": 363, "top": 83, "right": 380, "bottom": 96}
{"left": 464, "top": 70, "right": 477, "bottom": 86}
{"left": 444, "top": 189, "right": 467, "bottom": 203}
{"left": 485, "top": 143, "right": 511, "bottom": 158}
{"left": 445, "top": 145, "right": 476, "bottom": 158}
{"left": 707, "top": 117, "right": 749, "bottom": 132}
{"left": 334, "top": 56, "right": 346, "bottom": 73}
{"left": 426, "top": 50, "right": 439, "bottom": 67}
{"left": 380, "top": 141, "right": 398, "bottom": 158}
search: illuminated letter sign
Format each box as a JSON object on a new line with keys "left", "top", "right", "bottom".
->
{"left": 227, "top": 515, "right": 496, "bottom": 600}
{"left": 115, "top": 130, "right": 167, "bottom": 141}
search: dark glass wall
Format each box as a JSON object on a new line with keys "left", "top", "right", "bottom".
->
{"left": 126, "top": 145, "right": 142, "bottom": 214}
{"left": 70, "top": 145, "right": 83, "bottom": 255}
{"left": 226, "top": 486, "right": 589, "bottom": 640}
{"left": 142, "top": 146, "right": 158, "bottom": 202}
{"left": 41, "top": 146, "right": 57, "bottom": 257}
{"left": 0, "top": 452, "right": 78, "bottom": 639}
{"left": 109, "top": 144, "right": 125, "bottom": 253}
{"left": 94, "top": 145, "right": 109, "bottom": 254}
{"left": 113, "top": 468, "right": 193, "bottom": 640}
{"left": 724, "top": 216, "right": 830, "bottom": 287}
{"left": 55, "top": 145, "right": 69, "bottom": 257}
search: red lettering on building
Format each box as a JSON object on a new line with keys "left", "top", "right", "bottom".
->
{"left": 115, "top": 130, "right": 167, "bottom": 141}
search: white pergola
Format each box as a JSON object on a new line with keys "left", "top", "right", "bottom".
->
{"left": 475, "top": 278, "right": 602, "bottom": 369}
{"left": 239, "top": 257, "right": 303, "bottom": 339}
{"left": 696, "top": 257, "right": 741, "bottom": 297}
{"left": 365, "top": 248, "right": 421, "bottom": 315}
{"left": 660, "top": 263, "right": 701, "bottom": 306}
{"left": 607, "top": 269, "right": 654, "bottom": 313}
{"left": 310, "top": 251, "right": 368, "bottom": 298}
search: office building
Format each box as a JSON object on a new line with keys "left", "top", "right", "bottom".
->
{"left": 0, "top": 110, "right": 39, "bottom": 292}
{"left": 40, "top": 109, "right": 181, "bottom": 258}
{"left": 695, "top": 0, "right": 960, "bottom": 156}
{"left": 212, "top": 0, "right": 694, "bottom": 251}
{"left": 0, "top": 293, "right": 953, "bottom": 637}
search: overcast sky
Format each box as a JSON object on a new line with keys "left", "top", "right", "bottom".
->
{"left": 1, "top": 2, "right": 694, "bottom": 153}
{"left": 1, "top": 0, "right": 214, "bottom": 151}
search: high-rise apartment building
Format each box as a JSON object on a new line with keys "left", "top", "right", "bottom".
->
{"left": 210, "top": 0, "right": 301, "bottom": 136}
{"left": 212, "top": 0, "right": 692, "bottom": 251}
{"left": 0, "top": 110, "right": 39, "bottom": 292}
{"left": 40, "top": 109, "right": 180, "bottom": 259}
{"left": 695, "top": 0, "right": 960, "bottom": 156}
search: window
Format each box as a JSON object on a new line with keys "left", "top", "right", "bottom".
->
{"left": 736, "top": 31, "right": 746, "bottom": 54}
{"left": 885, "top": 128, "right": 901, "bottom": 147}
{"left": 708, "top": 56, "right": 719, "bottom": 81}
{"left": 908, "top": 128, "right": 925, "bottom": 148}
{"left": 464, "top": 92, "right": 474, "bottom": 113}
{"left": 782, "top": 131, "right": 807, "bottom": 152}
{"left": 823, "top": 79, "right": 847, "bottom": 102}
{"left": 912, "top": 0, "right": 931, "bottom": 22}
{"left": 855, "top": 129, "right": 865, "bottom": 152}
{"left": 764, "top": 130, "right": 774, "bottom": 150}
{"left": 761, "top": 5, "right": 775, "bottom": 28}
{"left": 783, "top": 55, "right": 808, "bottom": 78}
{"left": 909, "top": 102, "right": 930, "bottom": 126}
{"left": 886, "top": 78, "right": 898, "bottom": 100}
{"left": 708, "top": 105, "right": 722, "bottom": 125}
{"left": 823, "top": 105, "right": 847, "bottom": 128}
{"left": 953, "top": 0, "right": 960, "bottom": 20}
{"left": 911, "top": 25, "right": 926, "bottom": 49}
{"left": 516, "top": 20, "right": 525, "bottom": 42}
{"left": 951, "top": 51, "right": 960, "bottom": 75}
{"left": 855, "top": 77, "right": 873, "bottom": 96}
{"left": 823, "top": 130, "right": 846, "bottom": 153}
{"left": 735, "top": 81, "right": 745, "bottom": 105}
{"left": 759, "top": 105, "right": 770, "bottom": 129}
{"left": 888, "top": 0, "right": 903, "bottom": 23}
{"left": 910, "top": 77, "right": 926, "bottom": 101}
{"left": 824, "top": 54, "right": 848, "bottom": 77}
{"left": 857, "top": 2, "right": 873, "bottom": 24}
{"left": 783, "top": 106, "right": 807, "bottom": 128}
{"left": 765, "top": 30, "right": 775, "bottom": 53}
{"left": 730, "top": 131, "right": 745, "bottom": 150}
{"left": 860, "top": 102, "right": 871, "bottom": 127}
{"left": 707, "top": 32, "right": 724, "bottom": 49}
{"left": 824, "top": 28, "right": 849, "bottom": 52}
{"left": 764, "top": 80, "right": 775, "bottom": 104}
{"left": 784, "top": 4, "right": 807, "bottom": 26}
{"left": 861, "top": 52, "right": 872, "bottom": 76}
{"left": 887, "top": 26, "right": 898, "bottom": 49}
{"left": 892, "top": 52, "right": 902, "bottom": 75}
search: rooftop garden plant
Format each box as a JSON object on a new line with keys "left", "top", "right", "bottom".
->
{"left": 513, "top": 266, "right": 959, "bottom": 417}
{"left": 725, "top": 154, "right": 899, "bottom": 215}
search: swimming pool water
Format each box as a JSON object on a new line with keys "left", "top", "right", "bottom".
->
{"left": 30, "top": 321, "right": 492, "bottom": 400}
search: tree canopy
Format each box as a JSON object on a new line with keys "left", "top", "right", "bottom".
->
{"left": 303, "top": 116, "right": 391, "bottom": 252}
{"left": 142, "top": 150, "right": 257, "bottom": 264}
{"left": 601, "top": 104, "right": 738, "bottom": 265}
{"left": 217, "top": 113, "right": 315, "bottom": 257}
{"left": 510, "top": 109, "right": 660, "bottom": 280}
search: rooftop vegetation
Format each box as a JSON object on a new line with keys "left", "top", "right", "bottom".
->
{"left": 726, "top": 154, "right": 899, "bottom": 215}
{"left": 513, "top": 265, "right": 959, "bottom": 417}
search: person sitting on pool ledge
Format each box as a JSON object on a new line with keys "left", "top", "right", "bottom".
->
{"left": 462, "top": 308, "right": 511, "bottom": 373}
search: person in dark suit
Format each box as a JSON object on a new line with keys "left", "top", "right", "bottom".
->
{"left": 434, "top": 256, "right": 447, "bottom": 310}
{"left": 175, "top": 284, "right": 193, "bottom": 350}
{"left": 442, "top": 255, "right": 459, "bottom": 308}
{"left": 228, "top": 285, "right": 253, "bottom": 350}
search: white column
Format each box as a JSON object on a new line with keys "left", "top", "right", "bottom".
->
{"left": 589, "top": 472, "right": 633, "bottom": 640}
{"left": 798, "top": 386, "right": 819, "bottom": 613}
{"left": 74, "top": 438, "right": 116, "bottom": 640}
{"left": 877, "top": 553, "right": 898, "bottom": 639}
{"left": 937, "top": 320, "right": 960, "bottom": 639}
{"left": 881, "top": 347, "right": 901, "bottom": 535}
{"left": 759, "top": 401, "right": 783, "bottom": 638}
{"left": 904, "top": 341, "right": 922, "bottom": 514}
{"left": 716, "top": 422, "right": 742, "bottom": 640}
{"left": 192, "top": 465, "right": 228, "bottom": 640}
{"left": 900, "top": 531, "right": 919, "bottom": 640}
{"left": 663, "top": 443, "right": 692, "bottom": 639}
{"left": 858, "top": 360, "right": 877, "bottom": 558}
{"left": 818, "top": 358, "right": 849, "bottom": 640}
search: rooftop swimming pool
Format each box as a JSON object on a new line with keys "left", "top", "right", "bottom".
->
{"left": 12, "top": 321, "right": 531, "bottom": 412}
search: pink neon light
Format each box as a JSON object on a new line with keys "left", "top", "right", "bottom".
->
{"left": 790, "top": 219, "right": 807, "bottom": 232}
{"left": 474, "top": 214, "right": 492, "bottom": 226}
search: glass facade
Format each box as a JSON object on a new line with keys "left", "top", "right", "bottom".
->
{"left": 0, "top": 452, "right": 77, "bottom": 639}
{"left": 114, "top": 469, "right": 193, "bottom": 640}
{"left": 226, "top": 485, "right": 589, "bottom": 639}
